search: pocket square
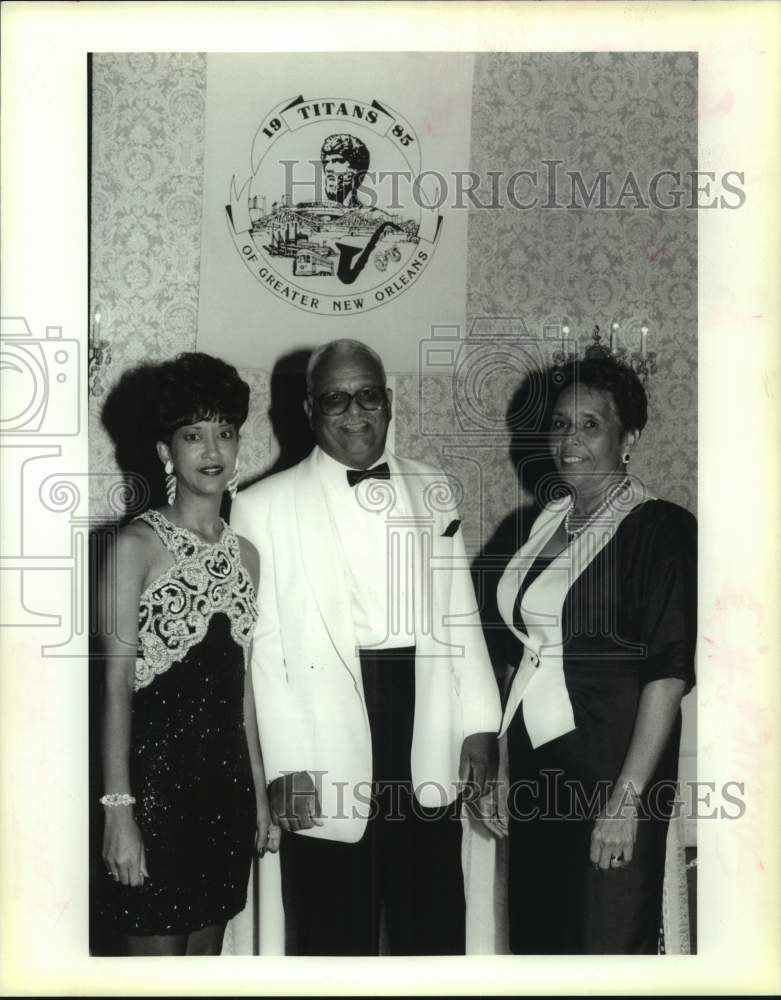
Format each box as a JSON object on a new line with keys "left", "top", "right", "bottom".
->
{"left": 441, "top": 519, "right": 461, "bottom": 537}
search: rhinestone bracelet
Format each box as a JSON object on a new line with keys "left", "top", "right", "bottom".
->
{"left": 100, "top": 793, "right": 136, "bottom": 807}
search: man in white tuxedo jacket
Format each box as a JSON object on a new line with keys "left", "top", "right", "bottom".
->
{"left": 231, "top": 339, "right": 501, "bottom": 955}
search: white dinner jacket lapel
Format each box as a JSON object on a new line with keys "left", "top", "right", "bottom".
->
{"left": 293, "top": 451, "right": 363, "bottom": 691}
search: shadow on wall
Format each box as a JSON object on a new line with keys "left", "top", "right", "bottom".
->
{"left": 471, "top": 364, "right": 561, "bottom": 684}
{"left": 246, "top": 347, "right": 316, "bottom": 488}
{"left": 101, "top": 362, "right": 167, "bottom": 523}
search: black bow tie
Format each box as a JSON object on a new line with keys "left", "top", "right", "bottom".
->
{"left": 346, "top": 462, "right": 391, "bottom": 487}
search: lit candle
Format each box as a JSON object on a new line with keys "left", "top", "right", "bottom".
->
{"left": 562, "top": 318, "right": 570, "bottom": 337}
{"left": 610, "top": 320, "right": 619, "bottom": 354}
{"left": 640, "top": 321, "right": 649, "bottom": 358}
{"left": 93, "top": 306, "right": 102, "bottom": 346}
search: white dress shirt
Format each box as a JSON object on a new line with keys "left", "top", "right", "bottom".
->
{"left": 315, "top": 446, "right": 416, "bottom": 650}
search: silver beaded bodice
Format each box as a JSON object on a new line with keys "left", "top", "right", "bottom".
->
{"left": 133, "top": 510, "right": 257, "bottom": 692}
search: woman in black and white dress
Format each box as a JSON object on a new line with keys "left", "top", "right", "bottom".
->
{"left": 99, "top": 352, "right": 279, "bottom": 955}
{"left": 497, "top": 355, "right": 696, "bottom": 954}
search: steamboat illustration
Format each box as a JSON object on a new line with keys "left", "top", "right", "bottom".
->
{"left": 253, "top": 196, "right": 419, "bottom": 277}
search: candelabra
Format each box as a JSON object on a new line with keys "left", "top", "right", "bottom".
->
{"left": 552, "top": 320, "right": 657, "bottom": 382}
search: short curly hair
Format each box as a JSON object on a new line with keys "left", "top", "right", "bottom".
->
{"left": 553, "top": 355, "right": 648, "bottom": 434}
{"left": 320, "top": 133, "right": 370, "bottom": 175}
{"left": 154, "top": 352, "right": 250, "bottom": 443}
{"left": 306, "top": 338, "right": 386, "bottom": 395}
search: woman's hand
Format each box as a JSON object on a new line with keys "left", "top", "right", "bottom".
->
{"left": 464, "top": 734, "right": 509, "bottom": 839}
{"left": 465, "top": 779, "right": 509, "bottom": 839}
{"left": 589, "top": 679, "right": 687, "bottom": 872}
{"left": 102, "top": 809, "right": 148, "bottom": 887}
{"left": 256, "top": 792, "right": 281, "bottom": 858}
{"left": 589, "top": 786, "right": 639, "bottom": 871}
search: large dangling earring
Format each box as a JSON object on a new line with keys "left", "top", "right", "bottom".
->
{"left": 227, "top": 461, "right": 239, "bottom": 500}
{"left": 622, "top": 451, "right": 631, "bottom": 465}
{"left": 164, "top": 460, "right": 176, "bottom": 506}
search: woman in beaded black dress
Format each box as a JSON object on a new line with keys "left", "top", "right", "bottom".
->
{"left": 493, "top": 353, "right": 696, "bottom": 954}
{"left": 99, "top": 352, "right": 279, "bottom": 955}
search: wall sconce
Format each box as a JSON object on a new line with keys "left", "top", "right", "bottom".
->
{"left": 89, "top": 304, "right": 112, "bottom": 396}
{"left": 553, "top": 319, "right": 658, "bottom": 383}
{"left": 612, "top": 320, "right": 658, "bottom": 381}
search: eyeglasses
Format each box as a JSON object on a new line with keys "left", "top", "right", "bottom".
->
{"left": 316, "top": 385, "right": 387, "bottom": 416}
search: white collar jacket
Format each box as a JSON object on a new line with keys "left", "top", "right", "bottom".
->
{"left": 497, "top": 479, "right": 652, "bottom": 748}
{"left": 231, "top": 448, "right": 501, "bottom": 843}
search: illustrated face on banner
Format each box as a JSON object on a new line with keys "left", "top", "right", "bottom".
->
{"left": 321, "top": 133, "right": 368, "bottom": 206}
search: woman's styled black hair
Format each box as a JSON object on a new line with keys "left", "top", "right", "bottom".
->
{"left": 154, "top": 352, "right": 250, "bottom": 443}
{"left": 554, "top": 355, "right": 648, "bottom": 434}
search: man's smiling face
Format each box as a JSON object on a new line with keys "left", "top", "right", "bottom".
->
{"left": 305, "top": 347, "right": 392, "bottom": 470}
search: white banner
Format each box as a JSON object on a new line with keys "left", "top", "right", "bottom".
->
{"left": 197, "top": 53, "right": 474, "bottom": 371}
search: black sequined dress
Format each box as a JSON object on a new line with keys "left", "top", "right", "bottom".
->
{"left": 104, "top": 510, "right": 258, "bottom": 936}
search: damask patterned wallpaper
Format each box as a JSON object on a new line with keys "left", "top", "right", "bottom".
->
{"left": 90, "top": 52, "right": 696, "bottom": 554}
{"left": 90, "top": 53, "right": 208, "bottom": 514}
{"left": 397, "top": 52, "right": 697, "bottom": 553}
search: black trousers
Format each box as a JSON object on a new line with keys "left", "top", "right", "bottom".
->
{"left": 507, "top": 703, "right": 673, "bottom": 954}
{"left": 280, "top": 647, "right": 465, "bottom": 955}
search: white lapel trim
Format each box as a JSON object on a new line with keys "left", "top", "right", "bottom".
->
{"left": 293, "top": 451, "right": 363, "bottom": 690}
{"left": 498, "top": 483, "right": 652, "bottom": 747}
{"left": 496, "top": 499, "right": 569, "bottom": 650}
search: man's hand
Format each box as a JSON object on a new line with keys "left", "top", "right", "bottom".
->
{"left": 268, "top": 771, "right": 325, "bottom": 832}
{"left": 256, "top": 792, "right": 282, "bottom": 857}
{"left": 458, "top": 731, "right": 499, "bottom": 799}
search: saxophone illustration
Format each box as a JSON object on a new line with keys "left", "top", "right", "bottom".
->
{"left": 334, "top": 222, "right": 401, "bottom": 285}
